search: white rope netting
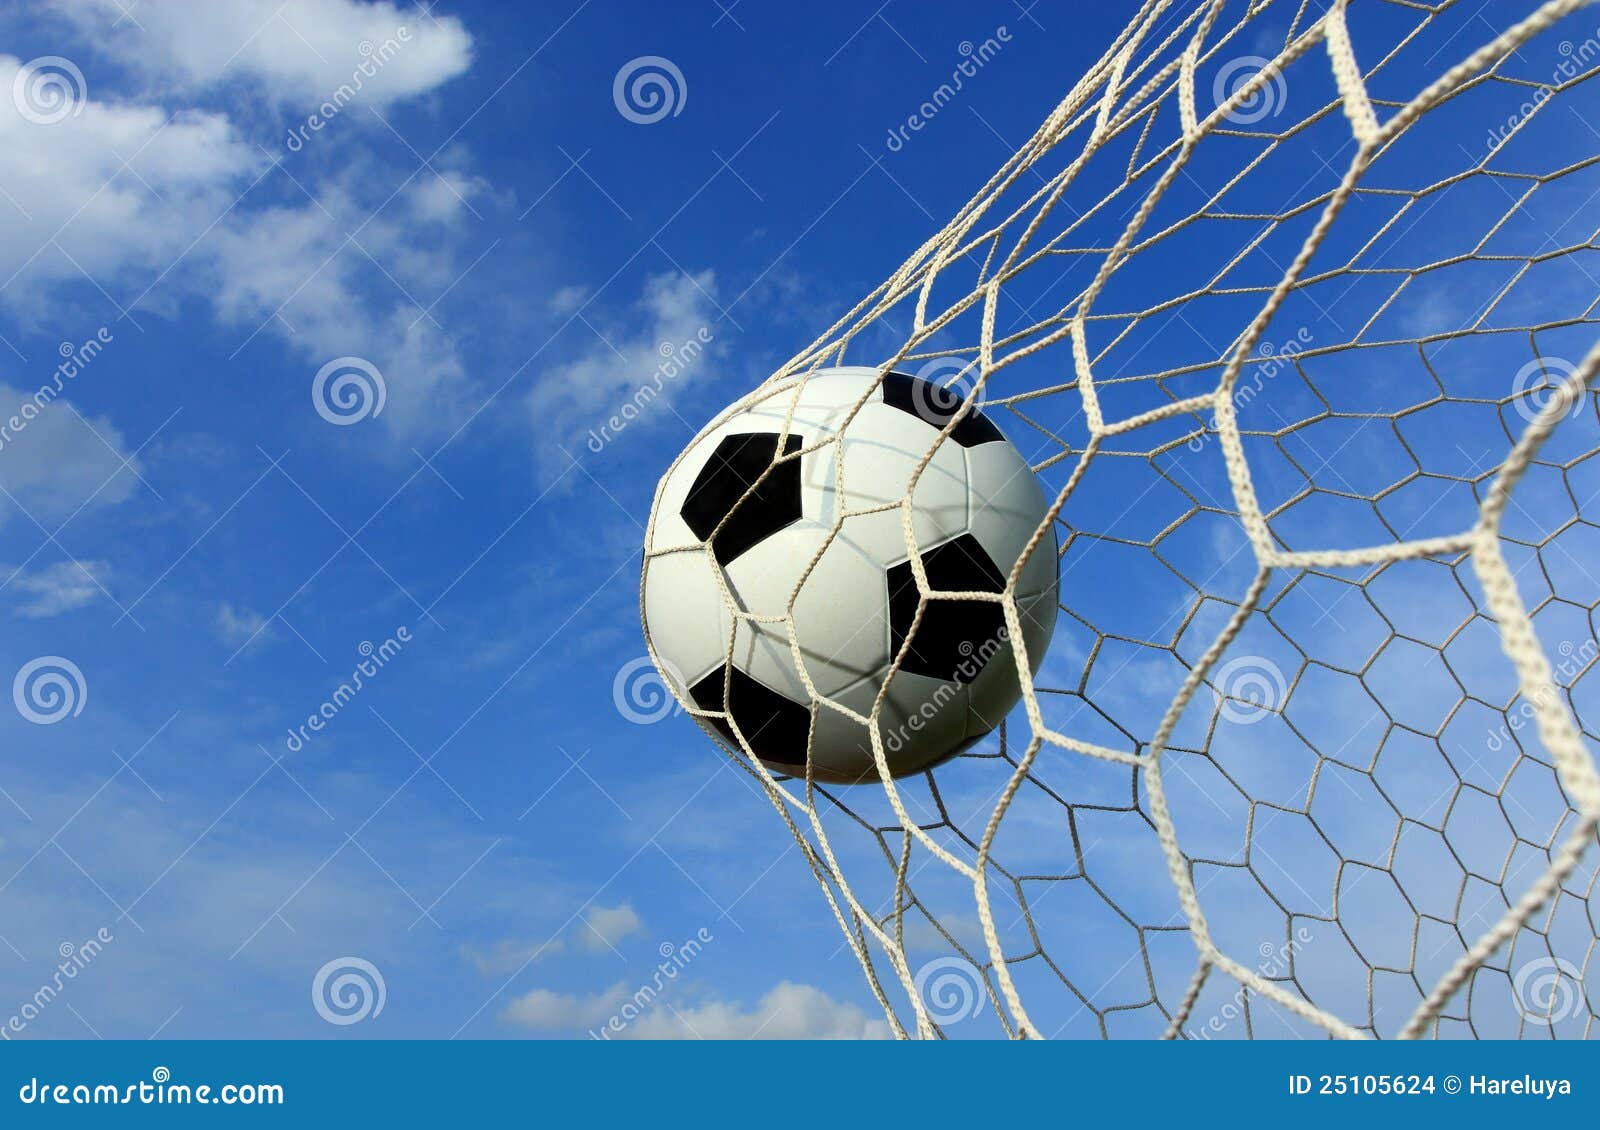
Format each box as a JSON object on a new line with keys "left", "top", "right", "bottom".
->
{"left": 643, "top": 0, "right": 1600, "bottom": 1038}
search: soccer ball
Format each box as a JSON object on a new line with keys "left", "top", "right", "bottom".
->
{"left": 641, "top": 366, "right": 1058, "bottom": 783}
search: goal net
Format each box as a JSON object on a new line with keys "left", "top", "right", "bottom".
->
{"left": 647, "top": 0, "right": 1600, "bottom": 1038}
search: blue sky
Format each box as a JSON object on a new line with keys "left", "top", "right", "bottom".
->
{"left": 0, "top": 0, "right": 1597, "bottom": 1042}
{"left": 0, "top": 0, "right": 1122, "bottom": 1041}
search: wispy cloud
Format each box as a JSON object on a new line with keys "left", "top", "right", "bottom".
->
{"left": 4, "top": 559, "right": 108, "bottom": 617}
{"left": 503, "top": 980, "right": 891, "bottom": 1039}
{"left": 460, "top": 937, "right": 563, "bottom": 977}
{"left": 213, "top": 602, "right": 270, "bottom": 647}
{"left": 528, "top": 270, "right": 720, "bottom": 483}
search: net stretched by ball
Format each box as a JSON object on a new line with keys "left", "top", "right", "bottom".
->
{"left": 642, "top": 0, "right": 1600, "bottom": 1039}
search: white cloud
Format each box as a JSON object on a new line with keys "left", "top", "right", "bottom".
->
{"left": 0, "top": 56, "right": 257, "bottom": 317}
{"left": 0, "top": 381, "right": 140, "bottom": 523}
{"left": 46, "top": 0, "right": 472, "bottom": 106}
{"left": 546, "top": 284, "right": 586, "bottom": 317}
{"left": 619, "top": 982, "right": 892, "bottom": 1040}
{"left": 579, "top": 902, "right": 642, "bottom": 952}
{"left": 503, "top": 979, "right": 892, "bottom": 1039}
{"left": 214, "top": 602, "right": 269, "bottom": 646}
{"left": 0, "top": 0, "right": 503, "bottom": 459}
{"left": 0, "top": 35, "right": 482, "bottom": 440}
{"left": 194, "top": 177, "right": 475, "bottom": 439}
{"left": 503, "top": 982, "right": 629, "bottom": 1031}
{"left": 3, "top": 558, "right": 107, "bottom": 617}
{"left": 406, "top": 171, "right": 487, "bottom": 224}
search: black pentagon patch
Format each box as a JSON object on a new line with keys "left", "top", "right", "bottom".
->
{"left": 681, "top": 432, "right": 803, "bottom": 565}
{"left": 881, "top": 371, "right": 1004, "bottom": 447}
{"left": 689, "top": 665, "right": 810, "bottom": 769}
{"left": 887, "top": 534, "right": 1007, "bottom": 685}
